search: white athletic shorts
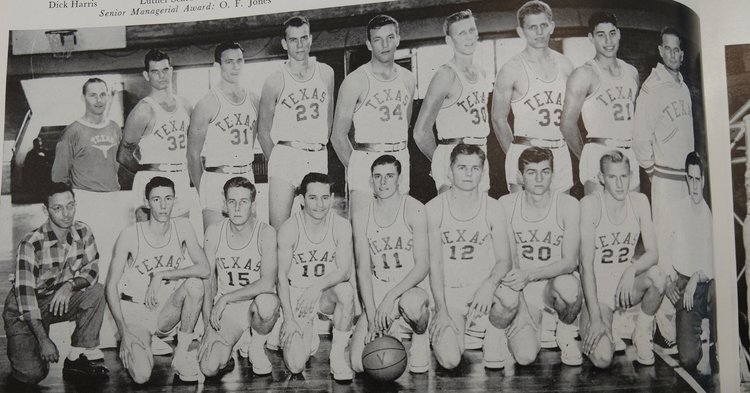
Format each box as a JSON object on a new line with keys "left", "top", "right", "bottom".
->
{"left": 444, "top": 283, "right": 489, "bottom": 330}
{"left": 132, "top": 170, "right": 197, "bottom": 217}
{"left": 505, "top": 143, "right": 573, "bottom": 192}
{"left": 120, "top": 280, "right": 183, "bottom": 336}
{"left": 522, "top": 279, "right": 549, "bottom": 313}
{"left": 199, "top": 170, "right": 255, "bottom": 213}
{"left": 432, "top": 144, "right": 489, "bottom": 192}
{"left": 348, "top": 149, "right": 410, "bottom": 194}
{"left": 289, "top": 285, "right": 334, "bottom": 325}
{"left": 214, "top": 297, "right": 252, "bottom": 331}
{"left": 579, "top": 143, "right": 640, "bottom": 189}
{"left": 594, "top": 264, "right": 631, "bottom": 311}
{"left": 268, "top": 144, "right": 328, "bottom": 187}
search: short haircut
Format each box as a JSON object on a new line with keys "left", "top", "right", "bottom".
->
{"left": 144, "top": 49, "right": 170, "bottom": 71}
{"left": 444, "top": 9, "right": 474, "bottom": 36}
{"left": 449, "top": 143, "right": 486, "bottom": 167}
{"left": 214, "top": 41, "right": 244, "bottom": 64}
{"left": 82, "top": 77, "right": 108, "bottom": 95}
{"left": 367, "top": 14, "right": 399, "bottom": 42}
{"left": 144, "top": 176, "right": 175, "bottom": 200}
{"left": 685, "top": 151, "right": 704, "bottom": 176}
{"left": 588, "top": 11, "right": 618, "bottom": 33}
{"left": 599, "top": 150, "right": 630, "bottom": 173}
{"left": 44, "top": 182, "right": 74, "bottom": 207}
{"left": 223, "top": 176, "right": 257, "bottom": 201}
{"left": 297, "top": 172, "right": 332, "bottom": 196}
{"left": 371, "top": 154, "right": 402, "bottom": 175}
{"left": 517, "top": 1, "right": 553, "bottom": 27}
{"left": 660, "top": 26, "right": 682, "bottom": 46}
{"left": 284, "top": 15, "right": 310, "bottom": 38}
{"left": 518, "top": 146, "right": 554, "bottom": 173}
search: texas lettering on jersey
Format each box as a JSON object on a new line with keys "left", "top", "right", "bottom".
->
{"left": 153, "top": 119, "right": 188, "bottom": 140}
{"left": 368, "top": 235, "right": 413, "bottom": 255}
{"left": 441, "top": 229, "right": 491, "bottom": 246}
{"left": 522, "top": 90, "right": 563, "bottom": 112}
{"left": 513, "top": 229, "right": 563, "bottom": 247}
{"left": 594, "top": 85, "right": 635, "bottom": 107}
{"left": 456, "top": 90, "right": 488, "bottom": 114}
{"left": 213, "top": 112, "right": 255, "bottom": 134}
{"left": 216, "top": 256, "right": 260, "bottom": 272}
{"left": 132, "top": 253, "right": 185, "bottom": 275}
{"left": 661, "top": 98, "right": 691, "bottom": 122}
{"left": 363, "top": 88, "right": 411, "bottom": 110}
{"left": 293, "top": 249, "right": 336, "bottom": 265}
{"left": 279, "top": 87, "right": 327, "bottom": 109}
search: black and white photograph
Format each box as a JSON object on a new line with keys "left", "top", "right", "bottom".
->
{"left": 0, "top": 0, "right": 720, "bottom": 391}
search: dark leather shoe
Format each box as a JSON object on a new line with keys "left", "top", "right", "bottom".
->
{"left": 63, "top": 355, "right": 109, "bottom": 381}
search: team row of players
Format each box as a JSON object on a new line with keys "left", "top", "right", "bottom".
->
{"left": 97, "top": 144, "right": 708, "bottom": 384}
{"left": 50, "top": 2, "right": 695, "bottom": 239}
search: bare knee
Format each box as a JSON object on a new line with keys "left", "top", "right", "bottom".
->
{"left": 433, "top": 328, "right": 462, "bottom": 370}
{"left": 183, "top": 277, "right": 204, "bottom": 299}
{"left": 284, "top": 335, "right": 308, "bottom": 374}
{"left": 398, "top": 288, "right": 429, "bottom": 332}
{"left": 333, "top": 282, "right": 354, "bottom": 306}
{"left": 551, "top": 275, "right": 582, "bottom": 324}
{"left": 589, "top": 339, "right": 614, "bottom": 369}
{"left": 511, "top": 345, "right": 538, "bottom": 366}
{"left": 129, "top": 363, "right": 153, "bottom": 385}
{"left": 646, "top": 266, "right": 666, "bottom": 294}
{"left": 251, "top": 294, "right": 280, "bottom": 333}
{"left": 489, "top": 286, "right": 519, "bottom": 328}
{"left": 508, "top": 330, "right": 540, "bottom": 366}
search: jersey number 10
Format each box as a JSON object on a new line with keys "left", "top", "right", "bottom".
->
{"left": 302, "top": 263, "right": 326, "bottom": 277}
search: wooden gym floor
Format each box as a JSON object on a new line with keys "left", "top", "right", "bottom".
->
{"left": 0, "top": 195, "right": 721, "bottom": 392}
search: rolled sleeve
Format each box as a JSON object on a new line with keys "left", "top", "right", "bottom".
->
{"left": 14, "top": 241, "right": 41, "bottom": 321}
{"left": 633, "top": 90, "right": 655, "bottom": 173}
{"left": 76, "top": 224, "right": 100, "bottom": 287}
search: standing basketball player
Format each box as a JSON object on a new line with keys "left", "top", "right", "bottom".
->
{"left": 579, "top": 151, "right": 666, "bottom": 368}
{"left": 427, "top": 144, "right": 512, "bottom": 370}
{"left": 350, "top": 155, "right": 431, "bottom": 374}
{"left": 106, "top": 177, "right": 210, "bottom": 383}
{"left": 491, "top": 0, "right": 574, "bottom": 193}
{"left": 187, "top": 42, "right": 259, "bottom": 231}
{"left": 198, "top": 177, "right": 280, "bottom": 377}
{"left": 493, "top": 147, "right": 582, "bottom": 366}
{"left": 634, "top": 27, "right": 694, "bottom": 352}
{"left": 118, "top": 50, "right": 200, "bottom": 232}
{"left": 414, "top": 10, "right": 492, "bottom": 192}
{"left": 257, "top": 16, "right": 335, "bottom": 230}
{"left": 560, "top": 12, "right": 640, "bottom": 194}
{"left": 331, "top": 14, "right": 416, "bottom": 215}
{"left": 277, "top": 173, "right": 355, "bottom": 381}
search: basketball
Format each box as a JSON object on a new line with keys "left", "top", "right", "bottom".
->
{"left": 361, "top": 335, "right": 407, "bottom": 382}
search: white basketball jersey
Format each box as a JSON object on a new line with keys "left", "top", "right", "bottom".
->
{"left": 119, "top": 220, "right": 193, "bottom": 303}
{"left": 270, "top": 60, "right": 329, "bottom": 145}
{"left": 440, "top": 193, "right": 494, "bottom": 288}
{"left": 137, "top": 96, "right": 190, "bottom": 165}
{"left": 435, "top": 63, "right": 491, "bottom": 140}
{"left": 366, "top": 196, "right": 415, "bottom": 283}
{"left": 581, "top": 59, "right": 639, "bottom": 139}
{"left": 201, "top": 88, "right": 257, "bottom": 167}
{"left": 510, "top": 52, "right": 567, "bottom": 140}
{"left": 214, "top": 218, "right": 263, "bottom": 296}
{"left": 593, "top": 191, "right": 640, "bottom": 271}
{"left": 352, "top": 64, "right": 413, "bottom": 144}
{"left": 510, "top": 191, "right": 564, "bottom": 271}
{"left": 288, "top": 211, "right": 338, "bottom": 288}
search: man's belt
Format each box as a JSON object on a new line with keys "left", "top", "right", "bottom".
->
{"left": 513, "top": 136, "right": 566, "bottom": 149}
{"left": 437, "top": 136, "right": 487, "bottom": 146}
{"left": 653, "top": 164, "right": 685, "bottom": 181}
{"left": 587, "top": 137, "right": 632, "bottom": 149}
{"left": 278, "top": 140, "right": 326, "bottom": 152}
{"left": 139, "top": 163, "right": 186, "bottom": 172}
{"left": 204, "top": 164, "right": 253, "bottom": 175}
{"left": 352, "top": 140, "right": 407, "bottom": 153}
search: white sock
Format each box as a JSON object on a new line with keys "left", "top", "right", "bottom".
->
{"left": 176, "top": 331, "right": 194, "bottom": 353}
{"left": 68, "top": 346, "right": 86, "bottom": 361}
{"left": 331, "top": 328, "right": 352, "bottom": 352}
{"left": 636, "top": 312, "right": 655, "bottom": 332}
{"left": 250, "top": 329, "right": 269, "bottom": 348}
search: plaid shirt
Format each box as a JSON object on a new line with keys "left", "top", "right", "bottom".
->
{"left": 13, "top": 220, "right": 99, "bottom": 321}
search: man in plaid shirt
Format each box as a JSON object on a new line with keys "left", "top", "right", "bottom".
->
{"left": 2, "top": 182, "right": 109, "bottom": 385}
